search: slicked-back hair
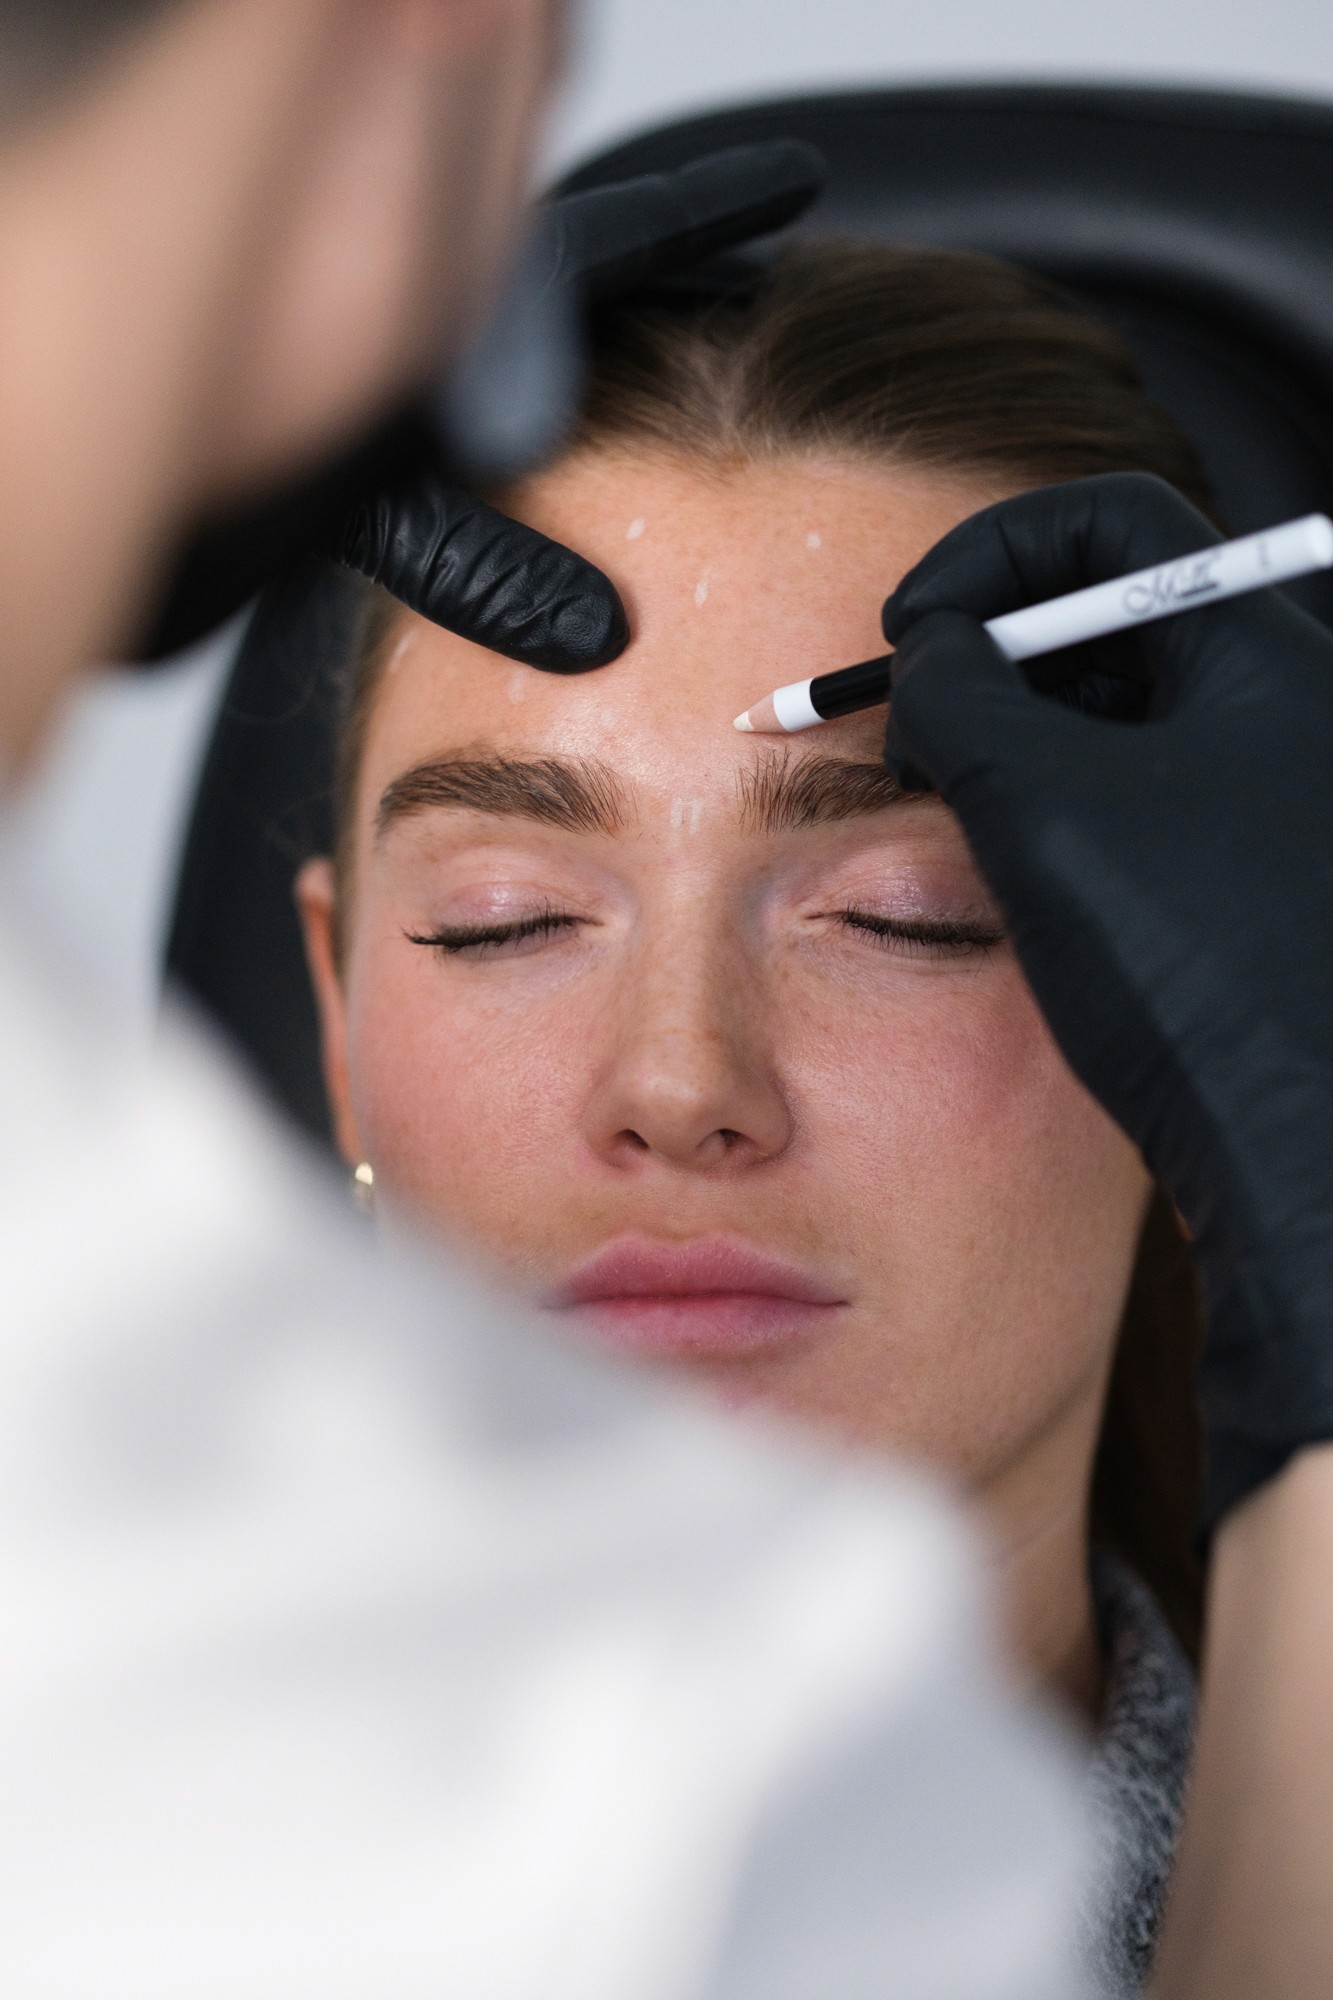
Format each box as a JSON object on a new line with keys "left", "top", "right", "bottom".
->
{"left": 572, "top": 239, "right": 1215, "bottom": 511}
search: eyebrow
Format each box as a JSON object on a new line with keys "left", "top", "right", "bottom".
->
{"left": 375, "top": 747, "right": 907, "bottom": 845}
{"left": 737, "top": 751, "right": 906, "bottom": 834}
{"left": 377, "top": 755, "right": 628, "bottom": 839}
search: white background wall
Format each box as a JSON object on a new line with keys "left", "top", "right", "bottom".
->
{"left": 15, "top": 0, "right": 1333, "bottom": 1013}
{"left": 546, "top": 0, "right": 1333, "bottom": 173}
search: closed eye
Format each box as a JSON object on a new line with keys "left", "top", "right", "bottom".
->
{"left": 405, "top": 908, "right": 584, "bottom": 958}
{"left": 835, "top": 908, "right": 1005, "bottom": 959}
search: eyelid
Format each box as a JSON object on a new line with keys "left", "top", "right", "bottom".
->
{"left": 834, "top": 907, "right": 1005, "bottom": 958}
{"left": 385, "top": 839, "right": 624, "bottom": 908}
{"left": 405, "top": 907, "right": 585, "bottom": 956}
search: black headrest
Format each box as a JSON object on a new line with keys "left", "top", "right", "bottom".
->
{"left": 167, "top": 84, "right": 1333, "bottom": 1144}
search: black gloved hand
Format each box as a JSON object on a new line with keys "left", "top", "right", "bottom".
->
{"left": 881, "top": 471, "right": 1333, "bottom": 1528}
{"left": 139, "top": 141, "right": 825, "bottom": 668}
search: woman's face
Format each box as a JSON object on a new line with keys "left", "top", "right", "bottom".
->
{"left": 300, "top": 451, "right": 1150, "bottom": 1506}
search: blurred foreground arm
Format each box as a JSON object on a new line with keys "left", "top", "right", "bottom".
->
{"left": 0, "top": 881, "right": 1085, "bottom": 1999}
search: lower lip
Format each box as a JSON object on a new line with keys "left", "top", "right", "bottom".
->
{"left": 558, "top": 1292, "right": 843, "bottom": 1360}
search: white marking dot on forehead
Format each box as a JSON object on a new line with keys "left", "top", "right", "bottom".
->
{"left": 506, "top": 668, "right": 529, "bottom": 704}
{"left": 386, "top": 629, "right": 417, "bottom": 674}
{"left": 806, "top": 531, "right": 823, "bottom": 550}
{"left": 694, "top": 575, "right": 710, "bottom": 607}
{"left": 669, "top": 797, "right": 705, "bottom": 834}
{"left": 626, "top": 517, "right": 646, "bottom": 540}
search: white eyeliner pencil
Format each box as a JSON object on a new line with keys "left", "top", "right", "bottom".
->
{"left": 733, "top": 512, "right": 1333, "bottom": 733}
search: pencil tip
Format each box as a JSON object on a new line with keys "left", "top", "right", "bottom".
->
{"left": 737, "top": 693, "right": 782, "bottom": 733}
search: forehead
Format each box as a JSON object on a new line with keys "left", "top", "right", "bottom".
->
{"left": 357, "top": 452, "right": 1002, "bottom": 809}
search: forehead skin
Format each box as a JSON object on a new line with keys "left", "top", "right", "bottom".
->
{"left": 353, "top": 451, "right": 1013, "bottom": 850}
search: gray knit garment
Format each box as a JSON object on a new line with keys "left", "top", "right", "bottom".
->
{"left": 1079, "top": 1553, "right": 1197, "bottom": 1999}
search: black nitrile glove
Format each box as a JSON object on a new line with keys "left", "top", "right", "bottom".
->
{"left": 139, "top": 141, "right": 825, "bottom": 668}
{"left": 881, "top": 471, "right": 1333, "bottom": 1529}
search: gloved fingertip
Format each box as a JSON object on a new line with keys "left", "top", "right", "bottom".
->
{"left": 882, "top": 609, "right": 1039, "bottom": 798}
{"left": 880, "top": 584, "right": 910, "bottom": 648}
{"left": 882, "top": 572, "right": 960, "bottom": 648}
{"left": 533, "top": 581, "right": 631, "bottom": 673}
{"left": 890, "top": 608, "right": 1003, "bottom": 684}
{"left": 883, "top": 718, "right": 935, "bottom": 796}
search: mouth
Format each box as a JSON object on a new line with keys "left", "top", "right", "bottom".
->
{"left": 544, "top": 1235, "right": 848, "bottom": 1361}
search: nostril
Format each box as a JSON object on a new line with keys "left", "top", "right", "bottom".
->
{"left": 719, "top": 1129, "right": 744, "bottom": 1150}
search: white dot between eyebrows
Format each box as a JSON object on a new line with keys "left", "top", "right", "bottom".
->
{"left": 806, "top": 531, "right": 822, "bottom": 550}
{"left": 627, "top": 517, "right": 646, "bottom": 540}
{"left": 694, "top": 576, "right": 710, "bottom": 606}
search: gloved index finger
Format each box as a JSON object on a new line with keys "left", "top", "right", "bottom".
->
{"left": 544, "top": 141, "right": 827, "bottom": 306}
{"left": 882, "top": 472, "right": 1221, "bottom": 645}
{"left": 340, "top": 481, "right": 628, "bottom": 673}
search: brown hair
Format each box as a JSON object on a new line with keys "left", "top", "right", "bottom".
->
{"left": 1, "top": 1, "right": 178, "bottom": 124}
{"left": 335, "top": 239, "right": 1210, "bottom": 1651}
{"left": 570, "top": 240, "right": 1213, "bottom": 502}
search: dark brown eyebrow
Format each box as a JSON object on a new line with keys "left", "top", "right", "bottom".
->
{"left": 377, "top": 755, "right": 628, "bottom": 840}
{"left": 737, "top": 751, "right": 906, "bottom": 835}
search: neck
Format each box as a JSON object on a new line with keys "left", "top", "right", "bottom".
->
{"left": 974, "top": 1394, "right": 1109, "bottom": 1728}
{"left": 0, "top": 0, "right": 331, "bottom": 772}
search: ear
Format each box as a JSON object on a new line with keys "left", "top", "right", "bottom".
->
{"left": 294, "top": 857, "right": 365, "bottom": 1167}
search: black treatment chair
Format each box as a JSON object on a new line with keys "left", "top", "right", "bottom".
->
{"left": 166, "top": 84, "right": 1333, "bottom": 1147}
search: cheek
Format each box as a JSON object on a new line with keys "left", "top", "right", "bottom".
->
{"left": 777, "top": 954, "right": 1150, "bottom": 1455}
{"left": 341, "top": 931, "right": 601, "bottom": 1256}
{"left": 785, "top": 953, "right": 1120, "bottom": 1204}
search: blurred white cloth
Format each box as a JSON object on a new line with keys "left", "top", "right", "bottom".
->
{"left": 0, "top": 862, "right": 1087, "bottom": 1999}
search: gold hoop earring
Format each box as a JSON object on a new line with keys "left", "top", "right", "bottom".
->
{"left": 351, "top": 1161, "right": 375, "bottom": 1215}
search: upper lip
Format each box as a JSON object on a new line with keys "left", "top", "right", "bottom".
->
{"left": 547, "top": 1236, "right": 846, "bottom": 1309}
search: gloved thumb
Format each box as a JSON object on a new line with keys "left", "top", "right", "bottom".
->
{"left": 885, "top": 609, "right": 1047, "bottom": 795}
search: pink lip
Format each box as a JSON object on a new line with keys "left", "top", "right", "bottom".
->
{"left": 545, "top": 1236, "right": 848, "bottom": 1360}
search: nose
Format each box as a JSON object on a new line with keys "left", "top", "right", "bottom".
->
{"left": 583, "top": 919, "right": 794, "bottom": 1174}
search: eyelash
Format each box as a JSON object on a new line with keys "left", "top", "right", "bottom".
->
{"left": 405, "top": 906, "right": 1003, "bottom": 963}
{"left": 406, "top": 907, "right": 583, "bottom": 958}
{"left": 834, "top": 907, "right": 1005, "bottom": 958}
